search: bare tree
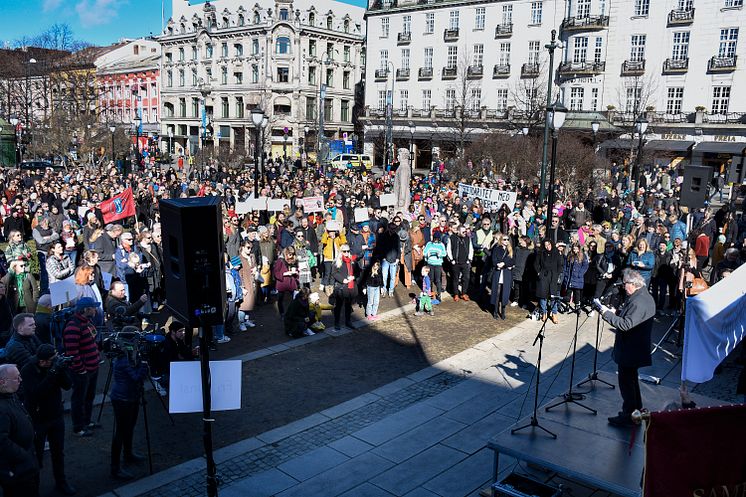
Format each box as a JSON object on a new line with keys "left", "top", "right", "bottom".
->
{"left": 509, "top": 59, "right": 555, "bottom": 133}
{"left": 14, "top": 24, "right": 90, "bottom": 52}
{"left": 555, "top": 134, "right": 609, "bottom": 197}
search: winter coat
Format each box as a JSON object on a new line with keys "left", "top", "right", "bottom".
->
{"left": 602, "top": 287, "right": 656, "bottom": 368}
{"left": 490, "top": 246, "right": 514, "bottom": 307}
{"left": 534, "top": 248, "right": 563, "bottom": 299}
{"left": 512, "top": 247, "right": 530, "bottom": 282}
{"left": 331, "top": 258, "right": 359, "bottom": 298}
{"left": 20, "top": 360, "right": 72, "bottom": 424}
{"left": 0, "top": 392, "right": 38, "bottom": 484}
{"left": 4, "top": 333, "right": 42, "bottom": 371}
{"left": 272, "top": 257, "right": 298, "bottom": 293}
{"left": 563, "top": 255, "right": 589, "bottom": 290}
{"left": 1, "top": 272, "right": 38, "bottom": 314}
{"left": 626, "top": 250, "right": 655, "bottom": 285}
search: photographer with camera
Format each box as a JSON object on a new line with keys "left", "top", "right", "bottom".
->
{"left": 109, "top": 327, "right": 148, "bottom": 480}
{"left": 105, "top": 281, "right": 148, "bottom": 330}
{"left": 19, "top": 344, "right": 76, "bottom": 495}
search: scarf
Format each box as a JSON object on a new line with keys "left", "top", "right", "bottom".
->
{"left": 343, "top": 256, "right": 354, "bottom": 289}
{"left": 15, "top": 272, "right": 25, "bottom": 307}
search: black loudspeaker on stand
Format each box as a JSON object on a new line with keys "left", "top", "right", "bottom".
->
{"left": 511, "top": 297, "right": 562, "bottom": 440}
{"left": 161, "top": 197, "right": 226, "bottom": 497}
{"left": 545, "top": 303, "right": 597, "bottom": 415}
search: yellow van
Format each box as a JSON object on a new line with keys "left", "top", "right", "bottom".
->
{"left": 330, "top": 154, "right": 373, "bottom": 171}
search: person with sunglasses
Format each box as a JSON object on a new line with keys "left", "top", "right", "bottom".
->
{"left": 1, "top": 260, "right": 38, "bottom": 315}
{"left": 490, "top": 236, "right": 514, "bottom": 320}
{"left": 330, "top": 244, "right": 358, "bottom": 330}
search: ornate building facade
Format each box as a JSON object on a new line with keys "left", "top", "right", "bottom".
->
{"left": 159, "top": 0, "right": 365, "bottom": 160}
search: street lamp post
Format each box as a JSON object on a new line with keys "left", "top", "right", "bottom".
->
{"left": 539, "top": 29, "right": 560, "bottom": 205}
{"left": 544, "top": 99, "right": 567, "bottom": 233}
{"left": 591, "top": 120, "right": 600, "bottom": 149}
{"left": 251, "top": 107, "right": 264, "bottom": 198}
{"left": 282, "top": 127, "right": 289, "bottom": 164}
{"left": 109, "top": 125, "right": 116, "bottom": 162}
{"left": 384, "top": 61, "right": 395, "bottom": 171}
{"left": 9, "top": 117, "right": 20, "bottom": 165}
{"left": 261, "top": 116, "right": 268, "bottom": 179}
{"left": 633, "top": 115, "right": 648, "bottom": 193}
{"left": 303, "top": 125, "right": 309, "bottom": 167}
{"left": 133, "top": 117, "right": 142, "bottom": 171}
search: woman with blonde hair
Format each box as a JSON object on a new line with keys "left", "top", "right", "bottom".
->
{"left": 627, "top": 237, "right": 655, "bottom": 287}
{"left": 330, "top": 244, "right": 358, "bottom": 330}
{"left": 73, "top": 265, "right": 104, "bottom": 325}
{"left": 490, "top": 235, "right": 514, "bottom": 320}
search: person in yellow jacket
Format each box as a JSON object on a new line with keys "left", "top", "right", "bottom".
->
{"left": 320, "top": 227, "right": 346, "bottom": 293}
{"left": 308, "top": 292, "right": 333, "bottom": 331}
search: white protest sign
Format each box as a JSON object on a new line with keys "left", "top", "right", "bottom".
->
{"left": 77, "top": 206, "right": 90, "bottom": 220}
{"left": 379, "top": 193, "right": 396, "bottom": 206}
{"left": 49, "top": 276, "right": 77, "bottom": 307}
{"left": 326, "top": 220, "right": 342, "bottom": 232}
{"left": 267, "top": 198, "right": 290, "bottom": 212}
{"left": 458, "top": 183, "right": 517, "bottom": 211}
{"left": 302, "top": 196, "right": 325, "bottom": 213}
{"left": 168, "top": 360, "right": 242, "bottom": 414}
{"left": 235, "top": 201, "right": 252, "bottom": 215}
{"left": 354, "top": 207, "right": 369, "bottom": 223}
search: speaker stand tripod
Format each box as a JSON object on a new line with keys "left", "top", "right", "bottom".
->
{"left": 511, "top": 311, "right": 557, "bottom": 439}
{"left": 545, "top": 303, "right": 596, "bottom": 414}
{"left": 577, "top": 311, "right": 615, "bottom": 390}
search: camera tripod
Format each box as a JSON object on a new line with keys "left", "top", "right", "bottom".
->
{"left": 511, "top": 299, "right": 560, "bottom": 440}
{"left": 97, "top": 353, "right": 175, "bottom": 427}
{"left": 545, "top": 302, "right": 597, "bottom": 415}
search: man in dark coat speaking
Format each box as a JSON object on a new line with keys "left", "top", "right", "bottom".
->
{"left": 599, "top": 268, "right": 656, "bottom": 427}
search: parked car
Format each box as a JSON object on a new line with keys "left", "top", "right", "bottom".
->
{"left": 330, "top": 154, "right": 373, "bottom": 171}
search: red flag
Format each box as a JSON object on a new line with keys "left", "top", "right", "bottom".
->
{"left": 100, "top": 188, "right": 136, "bottom": 224}
{"left": 643, "top": 404, "right": 746, "bottom": 497}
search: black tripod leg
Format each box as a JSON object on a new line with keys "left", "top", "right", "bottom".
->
{"left": 141, "top": 389, "right": 153, "bottom": 475}
{"left": 97, "top": 361, "right": 114, "bottom": 424}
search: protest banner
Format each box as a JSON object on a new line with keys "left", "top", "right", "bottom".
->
{"left": 458, "top": 183, "right": 517, "bottom": 211}
{"left": 379, "top": 193, "right": 396, "bottom": 206}
{"left": 267, "top": 198, "right": 290, "bottom": 212}
{"left": 354, "top": 207, "right": 369, "bottom": 222}
{"left": 49, "top": 276, "right": 77, "bottom": 307}
{"left": 236, "top": 197, "right": 268, "bottom": 213}
{"left": 169, "top": 361, "right": 242, "bottom": 413}
{"left": 302, "top": 196, "right": 325, "bottom": 213}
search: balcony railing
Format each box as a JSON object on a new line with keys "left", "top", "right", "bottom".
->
{"left": 467, "top": 64, "right": 483, "bottom": 78}
{"left": 374, "top": 68, "right": 389, "bottom": 81}
{"left": 396, "top": 68, "right": 410, "bottom": 80}
{"left": 444, "top": 28, "right": 459, "bottom": 41}
{"left": 521, "top": 62, "right": 540, "bottom": 78}
{"left": 663, "top": 57, "right": 689, "bottom": 73}
{"left": 708, "top": 55, "right": 737, "bottom": 73}
{"left": 442, "top": 66, "right": 457, "bottom": 79}
{"left": 621, "top": 59, "right": 645, "bottom": 76}
{"left": 668, "top": 8, "right": 695, "bottom": 25}
{"left": 418, "top": 67, "right": 433, "bottom": 80}
{"left": 369, "top": 0, "right": 397, "bottom": 10}
{"left": 557, "top": 60, "right": 605, "bottom": 77}
{"left": 493, "top": 63, "right": 510, "bottom": 78}
{"left": 560, "top": 15, "right": 609, "bottom": 32}
{"left": 495, "top": 23, "right": 513, "bottom": 38}
{"left": 397, "top": 32, "right": 411, "bottom": 44}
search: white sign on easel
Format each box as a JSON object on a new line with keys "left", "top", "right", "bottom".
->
{"left": 379, "top": 193, "right": 396, "bottom": 207}
{"left": 49, "top": 276, "right": 77, "bottom": 307}
{"left": 168, "top": 360, "right": 242, "bottom": 414}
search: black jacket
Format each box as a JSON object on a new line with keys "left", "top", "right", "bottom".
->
{"left": 4, "top": 333, "right": 42, "bottom": 371}
{"left": 20, "top": 360, "right": 72, "bottom": 424}
{"left": 331, "top": 259, "right": 359, "bottom": 298}
{"left": 0, "top": 392, "right": 38, "bottom": 483}
{"left": 603, "top": 287, "right": 656, "bottom": 368}
{"left": 534, "top": 248, "right": 563, "bottom": 299}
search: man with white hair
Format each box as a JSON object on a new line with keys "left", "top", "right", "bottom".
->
{"left": 600, "top": 268, "right": 656, "bottom": 427}
{"left": 0, "top": 364, "right": 40, "bottom": 496}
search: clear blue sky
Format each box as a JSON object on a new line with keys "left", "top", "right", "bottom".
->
{"left": 2, "top": 0, "right": 367, "bottom": 48}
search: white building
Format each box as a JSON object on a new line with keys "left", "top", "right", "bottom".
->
{"left": 159, "top": 0, "right": 365, "bottom": 160}
{"left": 363, "top": 0, "right": 746, "bottom": 177}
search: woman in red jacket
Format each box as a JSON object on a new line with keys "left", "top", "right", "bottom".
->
{"left": 272, "top": 247, "right": 298, "bottom": 318}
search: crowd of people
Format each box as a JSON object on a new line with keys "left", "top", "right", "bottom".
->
{"left": 0, "top": 151, "right": 745, "bottom": 496}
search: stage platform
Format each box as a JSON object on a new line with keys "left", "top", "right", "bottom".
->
{"left": 487, "top": 372, "right": 723, "bottom": 497}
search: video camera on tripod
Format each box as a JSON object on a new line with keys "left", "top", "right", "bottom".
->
{"left": 100, "top": 327, "right": 166, "bottom": 365}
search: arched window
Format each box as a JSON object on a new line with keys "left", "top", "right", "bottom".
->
{"left": 280, "top": 8, "right": 289, "bottom": 20}
{"left": 308, "top": 12, "right": 315, "bottom": 25}
{"left": 254, "top": 12, "right": 261, "bottom": 23}
{"left": 326, "top": 16, "right": 333, "bottom": 29}
{"left": 222, "top": 16, "right": 229, "bottom": 27}
{"left": 344, "top": 20, "right": 349, "bottom": 33}
{"left": 276, "top": 36, "right": 291, "bottom": 54}
{"left": 238, "top": 14, "right": 245, "bottom": 26}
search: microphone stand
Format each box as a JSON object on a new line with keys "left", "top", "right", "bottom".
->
{"left": 511, "top": 304, "right": 558, "bottom": 439}
{"left": 577, "top": 309, "right": 616, "bottom": 389}
{"left": 545, "top": 302, "right": 597, "bottom": 414}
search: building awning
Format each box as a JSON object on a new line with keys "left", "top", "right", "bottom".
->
{"left": 644, "top": 140, "right": 695, "bottom": 152}
{"left": 598, "top": 138, "right": 635, "bottom": 150}
{"left": 693, "top": 142, "right": 746, "bottom": 155}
